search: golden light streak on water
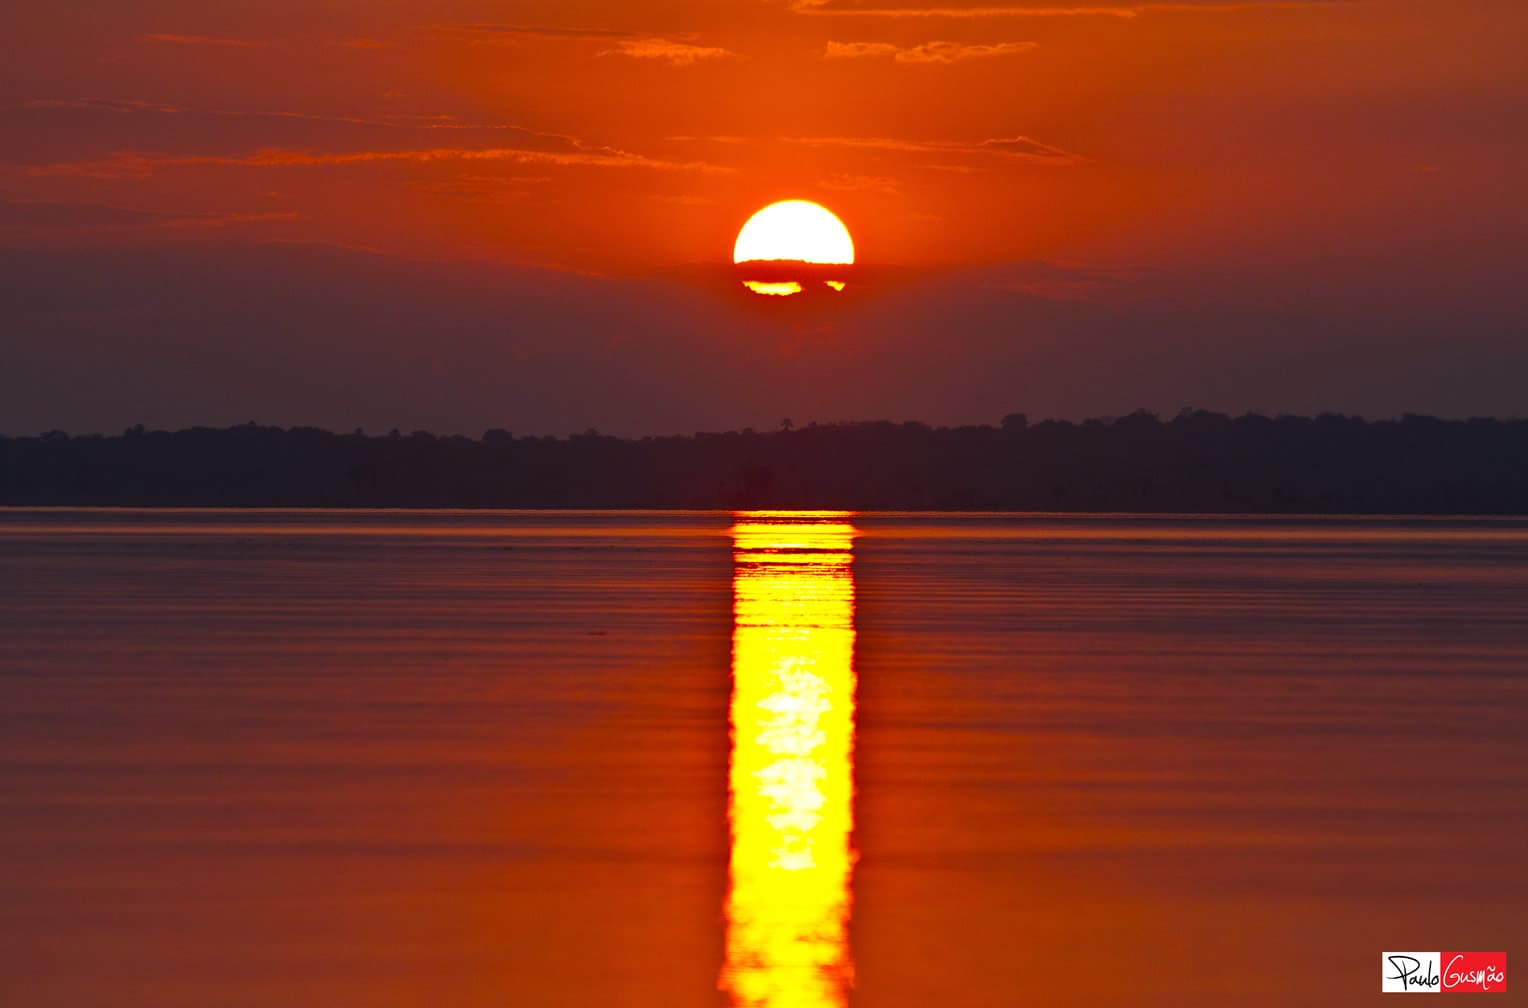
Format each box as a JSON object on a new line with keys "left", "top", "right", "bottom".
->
{"left": 722, "top": 512, "right": 858, "bottom": 1008}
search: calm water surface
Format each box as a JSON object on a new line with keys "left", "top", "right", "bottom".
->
{"left": 2, "top": 509, "right": 1525, "bottom": 1007}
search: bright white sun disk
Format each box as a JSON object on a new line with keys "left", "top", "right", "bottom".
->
{"left": 734, "top": 201, "right": 855, "bottom": 265}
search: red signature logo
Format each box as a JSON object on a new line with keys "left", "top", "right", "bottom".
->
{"left": 1441, "top": 952, "right": 1507, "bottom": 993}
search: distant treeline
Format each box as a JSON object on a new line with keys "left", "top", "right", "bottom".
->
{"left": 4, "top": 411, "right": 1528, "bottom": 513}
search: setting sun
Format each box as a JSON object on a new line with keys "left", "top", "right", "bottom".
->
{"left": 734, "top": 201, "right": 854, "bottom": 297}
{"left": 734, "top": 201, "right": 854, "bottom": 265}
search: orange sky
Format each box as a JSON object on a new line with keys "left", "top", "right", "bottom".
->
{"left": 2, "top": 0, "right": 1526, "bottom": 434}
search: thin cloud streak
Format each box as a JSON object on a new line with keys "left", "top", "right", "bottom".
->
{"left": 668, "top": 131, "right": 1079, "bottom": 163}
{"left": 143, "top": 33, "right": 270, "bottom": 47}
{"left": 424, "top": 24, "right": 734, "bottom": 64}
{"left": 792, "top": 0, "right": 1350, "bottom": 17}
{"left": 820, "top": 172, "right": 901, "bottom": 193}
{"left": 28, "top": 146, "right": 732, "bottom": 179}
{"left": 600, "top": 38, "right": 736, "bottom": 64}
{"left": 17, "top": 96, "right": 591, "bottom": 145}
{"left": 782, "top": 133, "right": 1080, "bottom": 162}
{"left": 825, "top": 39, "right": 1038, "bottom": 61}
{"left": 424, "top": 23, "right": 637, "bottom": 40}
{"left": 20, "top": 98, "right": 184, "bottom": 113}
{"left": 162, "top": 211, "right": 301, "bottom": 229}
{"left": 0, "top": 200, "right": 299, "bottom": 235}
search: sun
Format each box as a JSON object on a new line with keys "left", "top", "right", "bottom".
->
{"left": 735, "top": 200, "right": 854, "bottom": 265}
{"left": 734, "top": 200, "right": 854, "bottom": 296}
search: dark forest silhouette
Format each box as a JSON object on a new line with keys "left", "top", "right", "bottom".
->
{"left": 3, "top": 411, "right": 1527, "bottom": 513}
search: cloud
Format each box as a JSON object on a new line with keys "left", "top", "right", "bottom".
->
{"left": 820, "top": 173, "right": 901, "bottom": 193}
{"left": 670, "top": 131, "right": 1079, "bottom": 166}
{"left": 978, "top": 136, "right": 1075, "bottom": 158}
{"left": 791, "top": 0, "right": 1348, "bottom": 17}
{"left": 28, "top": 146, "right": 731, "bottom": 179}
{"left": 666, "top": 135, "right": 752, "bottom": 145}
{"left": 426, "top": 24, "right": 636, "bottom": 41}
{"left": 420, "top": 24, "right": 734, "bottom": 63}
{"left": 825, "top": 39, "right": 1037, "bottom": 62}
{"left": 600, "top": 38, "right": 735, "bottom": 65}
{"left": 21, "top": 97, "right": 183, "bottom": 114}
{"left": 412, "top": 175, "right": 552, "bottom": 201}
{"left": 4, "top": 99, "right": 581, "bottom": 174}
{"left": 144, "top": 33, "right": 269, "bottom": 48}
{"left": 10, "top": 98, "right": 731, "bottom": 179}
{"left": 793, "top": 1, "right": 1139, "bottom": 15}
{"left": 783, "top": 133, "right": 1079, "bottom": 162}
{"left": 0, "top": 200, "right": 178, "bottom": 228}
{"left": 0, "top": 200, "right": 298, "bottom": 235}
{"left": 161, "top": 211, "right": 300, "bottom": 229}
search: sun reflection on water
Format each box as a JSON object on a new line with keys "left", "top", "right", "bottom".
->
{"left": 722, "top": 512, "right": 857, "bottom": 1008}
